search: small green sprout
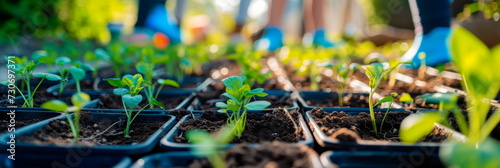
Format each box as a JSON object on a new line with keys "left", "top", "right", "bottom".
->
{"left": 41, "top": 92, "right": 90, "bottom": 142}
{"left": 87, "top": 48, "right": 111, "bottom": 78}
{"left": 215, "top": 76, "right": 271, "bottom": 138}
{"left": 104, "top": 74, "right": 153, "bottom": 137}
{"left": 186, "top": 126, "right": 234, "bottom": 168}
{"left": 2, "top": 56, "right": 62, "bottom": 107}
{"left": 321, "top": 62, "right": 360, "bottom": 105}
{"left": 70, "top": 60, "right": 94, "bottom": 93}
{"left": 363, "top": 62, "right": 404, "bottom": 137}
{"left": 229, "top": 50, "right": 270, "bottom": 87}
{"left": 95, "top": 43, "right": 134, "bottom": 78}
{"left": 135, "top": 47, "right": 179, "bottom": 109}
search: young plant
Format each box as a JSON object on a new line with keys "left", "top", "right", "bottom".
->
{"left": 95, "top": 42, "right": 133, "bottom": 78}
{"left": 2, "top": 56, "right": 62, "bottom": 107}
{"left": 228, "top": 50, "right": 270, "bottom": 87}
{"left": 363, "top": 62, "right": 404, "bottom": 137}
{"left": 400, "top": 27, "right": 500, "bottom": 167}
{"left": 70, "top": 60, "right": 95, "bottom": 93}
{"left": 135, "top": 47, "right": 180, "bottom": 109}
{"left": 322, "top": 62, "right": 360, "bottom": 106}
{"left": 104, "top": 74, "right": 155, "bottom": 137}
{"left": 215, "top": 76, "right": 271, "bottom": 137}
{"left": 87, "top": 48, "right": 111, "bottom": 78}
{"left": 41, "top": 92, "right": 90, "bottom": 142}
{"left": 186, "top": 126, "right": 234, "bottom": 168}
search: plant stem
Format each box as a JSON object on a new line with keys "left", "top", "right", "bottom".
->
{"left": 75, "top": 79, "right": 81, "bottom": 93}
{"left": 124, "top": 110, "right": 132, "bottom": 137}
{"left": 369, "top": 88, "right": 379, "bottom": 137}
{"left": 65, "top": 114, "right": 79, "bottom": 142}
{"left": 480, "top": 108, "right": 500, "bottom": 142}
{"left": 379, "top": 101, "right": 392, "bottom": 132}
{"left": 26, "top": 77, "right": 32, "bottom": 107}
{"left": 452, "top": 106, "right": 469, "bottom": 136}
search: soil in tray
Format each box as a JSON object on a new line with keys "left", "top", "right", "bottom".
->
{"left": 0, "top": 91, "right": 72, "bottom": 107}
{"left": 290, "top": 75, "right": 337, "bottom": 91}
{"left": 352, "top": 71, "right": 437, "bottom": 97}
{"left": 19, "top": 111, "right": 162, "bottom": 145}
{"left": 0, "top": 119, "right": 42, "bottom": 134}
{"left": 305, "top": 93, "right": 377, "bottom": 108}
{"left": 193, "top": 93, "right": 294, "bottom": 111}
{"left": 97, "top": 93, "right": 187, "bottom": 110}
{"left": 310, "top": 109, "right": 449, "bottom": 143}
{"left": 174, "top": 109, "right": 304, "bottom": 144}
{"left": 188, "top": 142, "right": 314, "bottom": 168}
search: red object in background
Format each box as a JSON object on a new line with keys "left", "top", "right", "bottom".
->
{"left": 153, "top": 32, "right": 170, "bottom": 49}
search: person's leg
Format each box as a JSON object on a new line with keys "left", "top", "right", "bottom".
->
{"left": 303, "top": 0, "right": 333, "bottom": 47}
{"left": 231, "top": 0, "right": 252, "bottom": 42}
{"left": 254, "top": 0, "right": 287, "bottom": 51}
{"left": 400, "top": 0, "right": 451, "bottom": 68}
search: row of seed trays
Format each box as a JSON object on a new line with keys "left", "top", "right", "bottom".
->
{"left": 1, "top": 27, "right": 500, "bottom": 167}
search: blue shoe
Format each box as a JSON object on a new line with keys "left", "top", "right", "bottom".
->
{"left": 145, "top": 5, "right": 182, "bottom": 43}
{"left": 254, "top": 26, "right": 283, "bottom": 51}
{"left": 312, "top": 28, "right": 334, "bottom": 48}
{"left": 400, "top": 27, "right": 452, "bottom": 68}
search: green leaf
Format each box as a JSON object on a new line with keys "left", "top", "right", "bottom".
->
{"left": 151, "top": 99, "right": 165, "bottom": 109}
{"left": 32, "top": 50, "right": 48, "bottom": 61}
{"left": 122, "top": 75, "right": 134, "bottom": 87}
{"left": 216, "top": 102, "right": 228, "bottom": 108}
{"left": 71, "top": 92, "right": 90, "bottom": 107}
{"left": 157, "top": 79, "right": 180, "bottom": 88}
{"left": 245, "top": 101, "right": 271, "bottom": 110}
{"left": 94, "top": 48, "right": 111, "bottom": 61}
{"left": 34, "top": 73, "right": 62, "bottom": 81}
{"left": 41, "top": 100, "right": 68, "bottom": 112}
{"left": 186, "top": 129, "right": 216, "bottom": 157}
{"left": 122, "top": 94, "right": 143, "bottom": 109}
{"left": 69, "top": 66, "right": 86, "bottom": 81}
{"left": 373, "top": 95, "right": 394, "bottom": 107}
{"left": 113, "top": 88, "right": 129, "bottom": 95}
{"left": 80, "top": 63, "right": 95, "bottom": 72}
{"left": 104, "top": 78, "right": 125, "bottom": 88}
{"left": 415, "top": 93, "right": 459, "bottom": 105}
{"left": 400, "top": 112, "right": 442, "bottom": 144}
{"left": 247, "top": 88, "right": 268, "bottom": 97}
{"left": 55, "top": 57, "right": 71, "bottom": 65}
{"left": 399, "top": 93, "right": 414, "bottom": 104}
{"left": 450, "top": 27, "right": 490, "bottom": 77}
{"left": 222, "top": 93, "right": 240, "bottom": 104}
{"left": 222, "top": 76, "right": 245, "bottom": 91}
{"left": 440, "top": 138, "right": 500, "bottom": 168}
{"left": 36, "top": 56, "right": 55, "bottom": 64}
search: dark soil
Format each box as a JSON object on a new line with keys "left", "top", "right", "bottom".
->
{"left": 352, "top": 71, "right": 436, "bottom": 97}
{"left": 174, "top": 109, "right": 304, "bottom": 144}
{"left": 19, "top": 111, "right": 163, "bottom": 145}
{"left": 0, "top": 119, "right": 42, "bottom": 134}
{"left": 305, "top": 93, "right": 376, "bottom": 108}
{"left": 399, "top": 69, "right": 462, "bottom": 89}
{"left": 97, "top": 93, "right": 187, "bottom": 110}
{"left": 188, "top": 142, "right": 315, "bottom": 168}
{"left": 0, "top": 91, "right": 72, "bottom": 107}
{"left": 193, "top": 93, "right": 294, "bottom": 111}
{"left": 290, "top": 75, "right": 338, "bottom": 91}
{"left": 310, "top": 109, "right": 450, "bottom": 143}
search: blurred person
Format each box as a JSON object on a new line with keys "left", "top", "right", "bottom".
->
{"left": 135, "top": 0, "right": 185, "bottom": 43}
{"left": 399, "top": 0, "right": 452, "bottom": 68}
{"left": 254, "top": 0, "right": 335, "bottom": 51}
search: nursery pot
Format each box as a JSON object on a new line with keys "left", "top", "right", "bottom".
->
{"left": 297, "top": 91, "right": 406, "bottom": 112}
{"left": 189, "top": 90, "right": 299, "bottom": 113}
{"left": 160, "top": 110, "right": 314, "bottom": 151}
{"left": 305, "top": 109, "right": 466, "bottom": 152}
{"left": 0, "top": 154, "right": 131, "bottom": 168}
{"left": 320, "top": 151, "right": 444, "bottom": 168}
{"left": 0, "top": 113, "right": 176, "bottom": 155}
{"left": 131, "top": 143, "right": 322, "bottom": 168}
{"left": 0, "top": 110, "right": 63, "bottom": 135}
{"left": 82, "top": 90, "right": 195, "bottom": 114}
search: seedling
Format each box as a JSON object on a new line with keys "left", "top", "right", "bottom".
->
{"left": 41, "top": 92, "right": 90, "bottom": 142}
{"left": 400, "top": 27, "right": 500, "bottom": 167}
{"left": 215, "top": 76, "right": 271, "bottom": 137}
{"left": 2, "top": 56, "right": 62, "bottom": 107}
{"left": 229, "top": 50, "right": 270, "bottom": 87}
{"left": 88, "top": 48, "right": 111, "bottom": 78}
{"left": 95, "top": 42, "right": 134, "bottom": 78}
{"left": 363, "top": 62, "right": 404, "bottom": 137}
{"left": 321, "top": 62, "right": 360, "bottom": 105}
{"left": 104, "top": 74, "right": 155, "bottom": 137}
{"left": 186, "top": 126, "right": 234, "bottom": 168}
{"left": 135, "top": 47, "right": 180, "bottom": 109}
{"left": 70, "top": 60, "right": 94, "bottom": 93}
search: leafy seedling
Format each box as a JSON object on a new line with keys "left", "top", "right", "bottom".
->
{"left": 2, "top": 56, "right": 62, "bottom": 107}
{"left": 41, "top": 92, "right": 90, "bottom": 142}
{"left": 228, "top": 49, "right": 270, "bottom": 87}
{"left": 88, "top": 48, "right": 111, "bottom": 78}
{"left": 215, "top": 76, "right": 271, "bottom": 137}
{"left": 363, "top": 61, "right": 404, "bottom": 137}
{"left": 400, "top": 27, "right": 500, "bottom": 167}
{"left": 186, "top": 126, "right": 234, "bottom": 168}
{"left": 321, "top": 62, "right": 360, "bottom": 105}
{"left": 105, "top": 74, "right": 153, "bottom": 137}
